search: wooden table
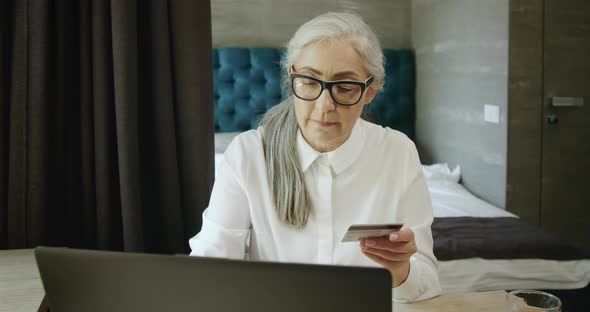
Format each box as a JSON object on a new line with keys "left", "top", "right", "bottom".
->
{"left": 0, "top": 249, "right": 507, "bottom": 311}
{"left": 395, "top": 290, "right": 507, "bottom": 312}
{"left": 0, "top": 249, "right": 45, "bottom": 312}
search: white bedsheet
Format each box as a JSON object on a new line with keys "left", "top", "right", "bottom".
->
{"left": 422, "top": 164, "right": 589, "bottom": 293}
{"left": 429, "top": 180, "right": 516, "bottom": 218}
{"left": 422, "top": 163, "right": 516, "bottom": 218}
{"left": 440, "top": 258, "right": 590, "bottom": 293}
{"left": 214, "top": 153, "right": 589, "bottom": 292}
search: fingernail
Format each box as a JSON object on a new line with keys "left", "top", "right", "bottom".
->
{"left": 365, "top": 240, "right": 376, "bottom": 247}
{"left": 389, "top": 233, "right": 399, "bottom": 241}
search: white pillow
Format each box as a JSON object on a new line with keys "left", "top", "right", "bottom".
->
{"left": 422, "top": 163, "right": 461, "bottom": 183}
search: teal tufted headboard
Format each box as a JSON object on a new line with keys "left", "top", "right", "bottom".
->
{"left": 213, "top": 48, "right": 415, "bottom": 139}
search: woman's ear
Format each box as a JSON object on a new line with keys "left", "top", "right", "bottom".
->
{"left": 363, "top": 84, "right": 379, "bottom": 106}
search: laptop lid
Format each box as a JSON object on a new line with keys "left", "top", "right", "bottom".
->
{"left": 35, "top": 247, "right": 392, "bottom": 312}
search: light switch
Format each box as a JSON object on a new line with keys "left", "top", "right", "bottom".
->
{"left": 484, "top": 104, "right": 500, "bottom": 124}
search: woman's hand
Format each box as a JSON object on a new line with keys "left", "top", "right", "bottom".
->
{"left": 360, "top": 226, "right": 417, "bottom": 287}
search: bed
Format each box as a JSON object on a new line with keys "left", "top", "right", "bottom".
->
{"left": 211, "top": 48, "right": 590, "bottom": 307}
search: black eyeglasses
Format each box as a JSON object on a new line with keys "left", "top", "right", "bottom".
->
{"left": 290, "top": 73, "right": 374, "bottom": 106}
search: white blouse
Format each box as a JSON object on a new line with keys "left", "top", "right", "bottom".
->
{"left": 189, "top": 119, "right": 441, "bottom": 302}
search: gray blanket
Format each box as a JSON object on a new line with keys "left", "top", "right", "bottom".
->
{"left": 432, "top": 217, "right": 588, "bottom": 261}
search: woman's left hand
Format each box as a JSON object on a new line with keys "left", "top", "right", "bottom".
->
{"left": 360, "top": 226, "right": 417, "bottom": 287}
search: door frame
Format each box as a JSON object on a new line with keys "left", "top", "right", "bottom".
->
{"left": 506, "top": 0, "right": 544, "bottom": 224}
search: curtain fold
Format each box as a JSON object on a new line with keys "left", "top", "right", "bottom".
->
{"left": 0, "top": 0, "right": 214, "bottom": 254}
{"left": 0, "top": 0, "right": 12, "bottom": 248}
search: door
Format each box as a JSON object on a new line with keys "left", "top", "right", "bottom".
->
{"left": 542, "top": 0, "right": 590, "bottom": 252}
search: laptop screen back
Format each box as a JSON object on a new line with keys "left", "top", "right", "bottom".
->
{"left": 35, "top": 247, "right": 392, "bottom": 312}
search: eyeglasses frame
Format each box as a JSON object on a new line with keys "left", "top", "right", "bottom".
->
{"left": 289, "top": 73, "right": 375, "bottom": 106}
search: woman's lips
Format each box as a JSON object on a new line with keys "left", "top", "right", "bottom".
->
{"left": 312, "top": 120, "right": 339, "bottom": 127}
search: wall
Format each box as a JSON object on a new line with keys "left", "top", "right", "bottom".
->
{"left": 412, "top": 0, "right": 509, "bottom": 208}
{"left": 211, "top": 0, "right": 411, "bottom": 49}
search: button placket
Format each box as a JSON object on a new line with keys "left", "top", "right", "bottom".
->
{"left": 316, "top": 154, "right": 333, "bottom": 264}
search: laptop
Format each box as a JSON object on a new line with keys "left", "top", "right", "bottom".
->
{"left": 35, "top": 246, "right": 392, "bottom": 312}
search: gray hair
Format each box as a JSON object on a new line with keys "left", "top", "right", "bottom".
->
{"left": 261, "top": 12, "right": 385, "bottom": 229}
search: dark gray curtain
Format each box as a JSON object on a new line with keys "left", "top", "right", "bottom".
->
{"left": 0, "top": 0, "right": 214, "bottom": 254}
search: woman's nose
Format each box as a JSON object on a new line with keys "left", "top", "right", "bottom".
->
{"left": 315, "top": 88, "right": 336, "bottom": 112}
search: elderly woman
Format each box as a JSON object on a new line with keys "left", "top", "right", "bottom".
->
{"left": 189, "top": 12, "right": 441, "bottom": 302}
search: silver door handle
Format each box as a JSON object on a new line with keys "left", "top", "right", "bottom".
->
{"left": 551, "top": 97, "right": 584, "bottom": 107}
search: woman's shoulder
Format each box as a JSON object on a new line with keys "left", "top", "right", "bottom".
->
{"left": 224, "top": 128, "right": 263, "bottom": 156}
{"left": 360, "top": 120, "right": 422, "bottom": 177}
{"left": 233, "top": 128, "right": 263, "bottom": 145}
{"left": 218, "top": 128, "right": 265, "bottom": 179}
{"left": 361, "top": 119, "right": 416, "bottom": 152}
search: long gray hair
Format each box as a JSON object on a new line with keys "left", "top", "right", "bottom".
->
{"left": 260, "top": 12, "right": 385, "bottom": 229}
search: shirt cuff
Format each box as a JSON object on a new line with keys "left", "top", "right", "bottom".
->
{"left": 392, "top": 259, "right": 422, "bottom": 303}
{"left": 189, "top": 213, "right": 249, "bottom": 259}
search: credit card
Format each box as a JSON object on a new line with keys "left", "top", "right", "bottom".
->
{"left": 341, "top": 223, "right": 404, "bottom": 242}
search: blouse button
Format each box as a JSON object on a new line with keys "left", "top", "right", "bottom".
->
{"left": 318, "top": 154, "right": 329, "bottom": 167}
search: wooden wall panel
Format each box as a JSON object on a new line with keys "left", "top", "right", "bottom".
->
{"left": 506, "top": 0, "right": 544, "bottom": 224}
